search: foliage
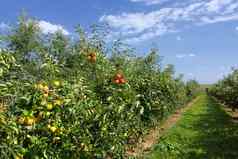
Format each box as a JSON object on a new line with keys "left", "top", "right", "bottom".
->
{"left": 0, "top": 14, "right": 199, "bottom": 159}
{"left": 209, "top": 68, "right": 238, "bottom": 111}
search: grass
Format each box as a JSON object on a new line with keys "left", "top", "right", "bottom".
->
{"left": 147, "top": 94, "right": 238, "bottom": 159}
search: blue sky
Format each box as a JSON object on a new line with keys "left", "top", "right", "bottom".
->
{"left": 0, "top": 0, "right": 238, "bottom": 84}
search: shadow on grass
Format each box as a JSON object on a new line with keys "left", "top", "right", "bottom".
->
{"left": 148, "top": 95, "right": 238, "bottom": 159}
{"left": 182, "top": 97, "right": 238, "bottom": 158}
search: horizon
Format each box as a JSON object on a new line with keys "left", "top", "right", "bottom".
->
{"left": 0, "top": 0, "right": 238, "bottom": 84}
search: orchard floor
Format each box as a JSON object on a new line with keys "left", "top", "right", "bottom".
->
{"left": 146, "top": 94, "right": 238, "bottom": 159}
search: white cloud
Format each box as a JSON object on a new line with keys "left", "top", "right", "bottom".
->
{"left": 0, "top": 22, "right": 10, "bottom": 31}
{"left": 188, "top": 73, "right": 194, "bottom": 77}
{"left": 38, "top": 20, "right": 69, "bottom": 35}
{"left": 200, "top": 14, "right": 238, "bottom": 24}
{"left": 100, "top": 10, "right": 173, "bottom": 33}
{"left": 205, "top": 0, "right": 234, "bottom": 12}
{"left": 189, "top": 53, "right": 196, "bottom": 57}
{"left": 176, "top": 53, "right": 196, "bottom": 59}
{"left": 176, "top": 54, "right": 187, "bottom": 58}
{"left": 236, "top": 26, "right": 238, "bottom": 31}
{"left": 176, "top": 36, "right": 182, "bottom": 41}
{"left": 100, "top": 0, "right": 238, "bottom": 43}
{"left": 224, "top": 2, "right": 238, "bottom": 13}
{"left": 129, "top": 0, "right": 170, "bottom": 5}
{"left": 124, "top": 23, "right": 172, "bottom": 43}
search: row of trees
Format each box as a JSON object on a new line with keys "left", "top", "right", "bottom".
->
{"left": 209, "top": 69, "right": 238, "bottom": 111}
{"left": 0, "top": 14, "right": 199, "bottom": 158}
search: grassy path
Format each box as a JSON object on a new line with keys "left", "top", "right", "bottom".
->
{"left": 147, "top": 94, "right": 238, "bottom": 159}
{"left": 127, "top": 96, "right": 201, "bottom": 157}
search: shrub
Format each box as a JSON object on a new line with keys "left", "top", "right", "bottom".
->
{"left": 209, "top": 69, "right": 238, "bottom": 111}
{"left": 0, "top": 14, "right": 199, "bottom": 158}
